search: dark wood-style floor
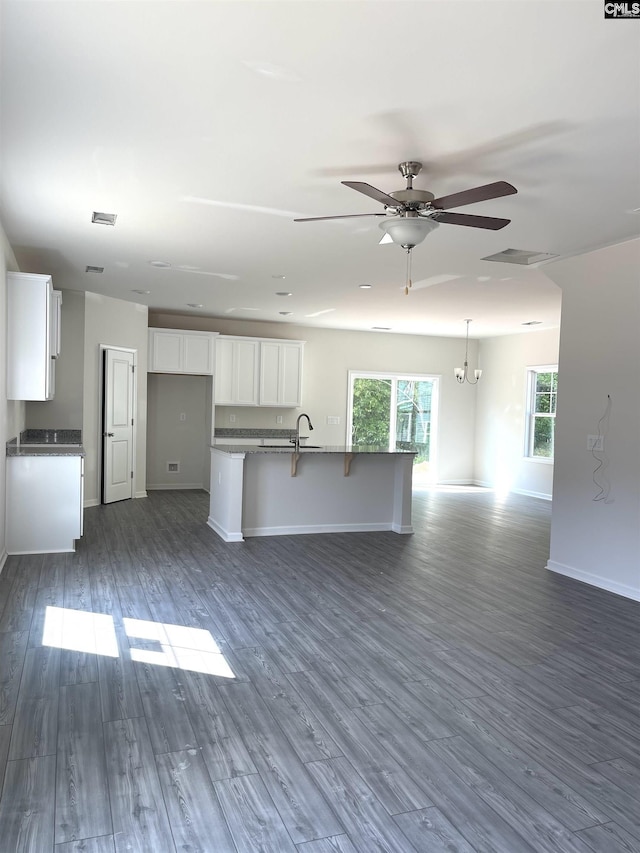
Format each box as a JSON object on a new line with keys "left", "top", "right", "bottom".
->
{"left": 0, "top": 487, "right": 639, "bottom": 852}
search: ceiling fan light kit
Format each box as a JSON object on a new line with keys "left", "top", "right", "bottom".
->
{"left": 296, "top": 161, "right": 517, "bottom": 296}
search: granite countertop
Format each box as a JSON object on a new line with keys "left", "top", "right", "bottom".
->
{"left": 211, "top": 444, "right": 417, "bottom": 455}
{"left": 7, "top": 428, "right": 85, "bottom": 457}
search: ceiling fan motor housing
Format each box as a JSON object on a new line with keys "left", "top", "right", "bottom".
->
{"left": 389, "top": 188, "right": 435, "bottom": 210}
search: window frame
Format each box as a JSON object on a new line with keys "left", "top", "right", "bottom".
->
{"left": 524, "top": 364, "right": 558, "bottom": 463}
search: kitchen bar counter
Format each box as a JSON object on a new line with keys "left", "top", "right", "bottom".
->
{"left": 208, "top": 444, "right": 416, "bottom": 542}
{"left": 7, "top": 428, "right": 85, "bottom": 457}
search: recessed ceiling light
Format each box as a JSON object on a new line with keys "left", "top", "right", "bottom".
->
{"left": 85, "top": 265, "right": 104, "bottom": 274}
{"left": 91, "top": 211, "right": 117, "bottom": 226}
{"left": 149, "top": 260, "right": 171, "bottom": 268}
{"left": 522, "top": 320, "right": 542, "bottom": 326}
{"left": 276, "top": 291, "right": 292, "bottom": 297}
{"left": 372, "top": 326, "right": 391, "bottom": 331}
{"left": 359, "top": 284, "right": 372, "bottom": 289}
{"left": 279, "top": 311, "right": 293, "bottom": 316}
{"left": 186, "top": 303, "right": 203, "bottom": 309}
{"left": 132, "top": 289, "right": 151, "bottom": 295}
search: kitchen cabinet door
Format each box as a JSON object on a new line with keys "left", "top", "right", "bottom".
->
{"left": 214, "top": 337, "right": 259, "bottom": 405}
{"left": 148, "top": 328, "right": 215, "bottom": 374}
{"left": 259, "top": 341, "right": 303, "bottom": 407}
{"left": 7, "top": 272, "right": 56, "bottom": 401}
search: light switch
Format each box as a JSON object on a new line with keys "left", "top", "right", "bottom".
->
{"left": 179, "top": 413, "right": 186, "bottom": 421}
{"left": 327, "top": 415, "right": 340, "bottom": 425}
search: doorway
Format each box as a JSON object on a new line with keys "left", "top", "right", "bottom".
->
{"left": 101, "top": 346, "right": 136, "bottom": 503}
{"left": 347, "top": 372, "right": 439, "bottom": 485}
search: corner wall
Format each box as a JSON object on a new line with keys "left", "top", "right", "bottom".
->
{"left": 475, "top": 327, "right": 560, "bottom": 499}
{"left": 545, "top": 238, "right": 640, "bottom": 600}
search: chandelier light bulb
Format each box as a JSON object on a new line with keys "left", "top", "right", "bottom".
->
{"left": 455, "top": 319, "right": 482, "bottom": 385}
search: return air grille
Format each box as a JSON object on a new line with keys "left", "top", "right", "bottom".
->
{"left": 481, "top": 248, "right": 558, "bottom": 265}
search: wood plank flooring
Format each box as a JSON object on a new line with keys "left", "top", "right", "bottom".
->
{"left": 0, "top": 487, "right": 639, "bottom": 852}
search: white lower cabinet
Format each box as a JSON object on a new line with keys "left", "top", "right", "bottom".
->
{"left": 6, "top": 455, "right": 84, "bottom": 554}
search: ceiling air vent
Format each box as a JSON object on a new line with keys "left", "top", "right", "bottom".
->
{"left": 481, "top": 248, "right": 558, "bottom": 265}
{"left": 85, "top": 265, "right": 104, "bottom": 274}
{"left": 91, "top": 211, "right": 117, "bottom": 225}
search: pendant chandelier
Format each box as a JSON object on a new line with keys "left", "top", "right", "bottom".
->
{"left": 454, "top": 319, "right": 482, "bottom": 384}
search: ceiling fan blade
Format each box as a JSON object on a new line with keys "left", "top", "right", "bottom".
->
{"left": 294, "top": 213, "right": 387, "bottom": 222}
{"left": 434, "top": 211, "right": 511, "bottom": 230}
{"left": 341, "top": 181, "right": 402, "bottom": 208}
{"left": 431, "top": 181, "right": 517, "bottom": 210}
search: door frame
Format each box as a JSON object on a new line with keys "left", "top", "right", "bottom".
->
{"left": 346, "top": 370, "right": 440, "bottom": 481}
{"left": 99, "top": 344, "right": 138, "bottom": 504}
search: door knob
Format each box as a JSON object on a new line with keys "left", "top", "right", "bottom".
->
{"left": 104, "top": 432, "right": 114, "bottom": 437}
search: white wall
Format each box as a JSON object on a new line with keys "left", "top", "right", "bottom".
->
{"left": 84, "top": 292, "right": 149, "bottom": 505}
{"left": 545, "top": 238, "right": 640, "bottom": 601}
{"left": 475, "top": 328, "right": 560, "bottom": 499}
{"left": 0, "top": 224, "right": 22, "bottom": 569}
{"left": 26, "top": 288, "right": 85, "bottom": 429}
{"left": 149, "top": 313, "right": 480, "bottom": 485}
{"left": 146, "top": 373, "right": 210, "bottom": 489}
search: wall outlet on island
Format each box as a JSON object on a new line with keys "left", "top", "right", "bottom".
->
{"left": 229, "top": 414, "right": 236, "bottom": 423}
{"left": 276, "top": 415, "right": 283, "bottom": 424}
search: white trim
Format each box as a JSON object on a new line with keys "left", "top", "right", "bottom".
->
{"left": 146, "top": 483, "right": 205, "bottom": 491}
{"left": 84, "top": 497, "right": 100, "bottom": 508}
{"left": 241, "top": 521, "right": 405, "bottom": 538}
{"left": 134, "top": 490, "right": 148, "bottom": 499}
{"left": 8, "top": 547, "right": 77, "bottom": 555}
{"left": 0, "top": 550, "right": 7, "bottom": 575}
{"left": 207, "top": 516, "right": 244, "bottom": 542}
{"left": 440, "top": 478, "right": 476, "bottom": 486}
{"left": 513, "top": 488, "right": 552, "bottom": 501}
{"left": 547, "top": 560, "right": 640, "bottom": 602}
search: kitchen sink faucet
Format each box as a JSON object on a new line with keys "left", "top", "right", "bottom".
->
{"left": 293, "top": 413, "right": 314, "bottom": 453}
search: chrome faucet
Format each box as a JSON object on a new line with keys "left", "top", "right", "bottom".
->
{"left": 293, "top": 413, "right": 314, "bottom": 453}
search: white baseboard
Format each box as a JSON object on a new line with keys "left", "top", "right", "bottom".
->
{"left": 242, "top": 521, "right": 395, "bottom": 538}
{"left": 472, "top": 479, "right": 552, "bottom": 501}
{"left": 439, "top": 479, "right": 476, "bottom": 486}
{"left": 513, "top": 488, "right": 552, "bottom": 501}
{"left": 547, "top": 560, "right": 640, "bottom": 602}
{"left": 84, "top": 497, "right": 100, "bottom": 508}
{"left": 391, "top": 523, "right": 414, "bottom": 534}
{"left": 135, "top": 490, "right": 148, "bottom": 499}
{"left": 207, "top": 516, "right": 244, "bottom": 542}
{"left": 0, "top": 549, "right": 7, "bottom": 575}
{"left": 146, "top": 483, "right": 205, "bottom": 491}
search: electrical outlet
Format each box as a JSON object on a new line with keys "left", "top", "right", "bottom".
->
{"left": 179, "top": 412, "right": 186, "bottom": 421}
{"left": 587, "top": 435, "right": 603, "bottom": 452}
{"left": 276, "top": 415, "right": 283, "bottom": 424}
{"left": 229, "top": 414, "right": 236, "bottom": 423}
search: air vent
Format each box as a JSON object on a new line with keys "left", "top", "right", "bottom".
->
{"left": 166, "top": 462, "right": 180, "bottom": 473}
{"left": 481, "top": 248, "right": 558, "bottom": 265}
{"left": 85, "top": 265, "right": 104, "bottom": 274}
{"left": 91, "top": 211, "right": 117, "bottom": 226}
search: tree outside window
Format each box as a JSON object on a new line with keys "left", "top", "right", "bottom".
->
{"left": 526, "top": 367, "right": 558, "bottom": 459}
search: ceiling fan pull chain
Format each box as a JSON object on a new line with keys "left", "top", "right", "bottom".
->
{"left": 405, "top": 248, "right": 412, "bottom": 296}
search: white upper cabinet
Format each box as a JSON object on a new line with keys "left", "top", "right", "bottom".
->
{"left": 215, "top": 335, "right": 304, "bottom": 407}
{"left": 148, "top": 328, "right": 216, "bottom": 374}
{"left": 259, "top": 340, "right": 304, "bottom": 407}
{"left": 7, "top": 272, "right": 60, "bottom": 401}
{"left": 215, "top": 337, "right": 260, "bottom": 405}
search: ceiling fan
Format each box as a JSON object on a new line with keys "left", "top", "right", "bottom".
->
{"left": 295, "top": 161, "right": 517, "bottom": 294}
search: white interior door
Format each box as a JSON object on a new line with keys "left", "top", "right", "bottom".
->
{"left": 103, "top": 348, "right": 135, "bottom": 503}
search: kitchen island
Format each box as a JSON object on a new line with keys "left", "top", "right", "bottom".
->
{"left": 208, "top": 444, "right": 416, "bottom": 542}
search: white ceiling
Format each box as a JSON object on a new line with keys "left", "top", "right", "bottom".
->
{"left": 1, "top": 1, "right": 639, "bottom": 339}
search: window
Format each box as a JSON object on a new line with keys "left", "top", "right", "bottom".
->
{"left": 526, "top": 366, "right": 558, "bottom": 460}
{"left": 347, "top": 372, "right": 439, "bottom": 484}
